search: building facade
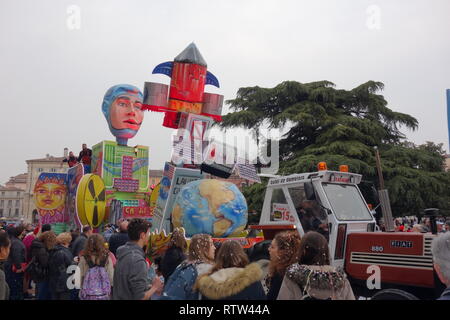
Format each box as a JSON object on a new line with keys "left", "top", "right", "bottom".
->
{"left": 23, "top": 154, "right": 68, "bottom": 223}
{"left": 0, "top": 186, "right": 25, "bottom": 219}
{"left": 5, "top": 173, "right": 28, "bottom": 190}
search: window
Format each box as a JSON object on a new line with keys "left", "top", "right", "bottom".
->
{"left": 15, "top": 200, "right": 19, "bottom": 207}
{"left": 17, "top": 192, "right": 20, "bottom": 196}
{"left": 0, "top": 209, "right": 3, "bottom": 217}
{"left": 15, "top": 208, "right": 19, "bottom": 217}
{"left": 51, "top": 168, "right": 56, "bottom": 173}
{"left": 288, "top": 186, "right": 307, "bottom": 210}
{"left": 288, "top": 186, "right": 329, "bottom": 237}
{"left": 38, "top": 168, "right": 43, "bottom": 172}
{"left": 0, "top": 200, "right": 3, "bottom": 208}
{"left": 7, "top": 200, "right": 12, "bottom": 208}
{"left": 322, "top": 183, "right": 373, "bottom": 221}
{"left": 1, "top": 192, "right": 4, "bottom": 196}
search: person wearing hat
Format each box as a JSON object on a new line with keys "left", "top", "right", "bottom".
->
{"left": 22, "top": 225, "right": 41, "bottom": 299}
{"left": 23, "top": 226, "right": 40, "bottom": 260}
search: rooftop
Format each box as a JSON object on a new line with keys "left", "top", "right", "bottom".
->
{"left": 7, "top": 173, "right": 27, "bottom": 182}
{"left": 26, "top": 155, "right": 65, "bottom": 163}
{"left": 0, "top": 186, "right": 24, "bottom": 192}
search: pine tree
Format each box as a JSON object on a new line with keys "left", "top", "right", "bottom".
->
{"left": 221, "top": 81, "right": 449, "bottom": 216}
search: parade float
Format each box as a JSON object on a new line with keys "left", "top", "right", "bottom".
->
{"left": 34, "top": 84, "right": 152, "bottom": 232}
{"left": 142, "top": 43, "right": 263, "bottom": 259}
{"left": 31, "top": 42, "right": 446, "bottom": 299}
{"left": 34, "top": 43, "right": 262, "bottom": 257}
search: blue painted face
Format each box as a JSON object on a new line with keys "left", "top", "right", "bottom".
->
{"left": 102, "top": 84, "right": 144, "bottom": 145}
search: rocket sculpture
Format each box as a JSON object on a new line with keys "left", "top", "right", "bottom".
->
{"left": 142, "top": 43, "right": 223, "bottom": 129}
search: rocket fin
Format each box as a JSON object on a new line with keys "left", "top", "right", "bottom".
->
{"left": 206, "top": 71, "right": 220, "bottom": 88}
{"left": 152, "top": 61, "right": 173, "bottom": 77}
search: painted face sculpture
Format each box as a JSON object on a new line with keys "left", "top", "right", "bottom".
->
{"left": 34, "top": 173, "right": 68, "bottom": 224}
{"left": 102, "top": 84, "right": 144, "bottom": 145}
{"left": 35, "top": 182, "right": 66, "bottom": 210}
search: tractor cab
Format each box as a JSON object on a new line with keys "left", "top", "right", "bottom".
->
{"left": 254, "top": 163, "right": 376, "bottom": 268}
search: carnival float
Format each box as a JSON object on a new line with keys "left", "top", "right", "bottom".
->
{"left": 33, "top": 43, "right": 262, "bottom": 258}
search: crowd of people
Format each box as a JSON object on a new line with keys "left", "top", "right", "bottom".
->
{"left": 377, "top": 216, "right": 450, "bottom": 233}
{"left": 1, "top": 217, "right": 450, "bottom": 300}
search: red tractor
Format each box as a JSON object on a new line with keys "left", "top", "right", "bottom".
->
{"left": 249, "top": 164, "right": 445, "bottom": 299}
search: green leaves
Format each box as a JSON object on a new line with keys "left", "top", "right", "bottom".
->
{"left": 221, "top": 80, "right": 449, "bottom": 216}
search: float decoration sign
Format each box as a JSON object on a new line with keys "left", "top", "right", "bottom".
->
{"left": 123, "top": 206, "right": 153, "bottom": 219}
{"left": 153, "top": 163, "right": 205, "bottom": 232}
{"left": 34, "top": 173, "right": 68, "bottom": 225}
{"left": 66, "top": 164, "right": 84, "bottom": 230}
{"left": 272, "top": 203, "right": 295, "bottom": 223}
{"left": 91, "top": 140, "right": 149, "bottom": 192}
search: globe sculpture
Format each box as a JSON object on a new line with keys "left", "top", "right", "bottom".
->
{"left": 172, "top": 179, "right": 248, "bottom": 238}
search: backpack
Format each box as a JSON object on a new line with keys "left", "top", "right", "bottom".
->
{"left": 80, "top": 258, "right": 111, "bottom": 300}
{"left": 27, "top": 255, "right": 48, "bottom": 282}
{"left": 161, "top": 261, "right": 199, "bottom": 300}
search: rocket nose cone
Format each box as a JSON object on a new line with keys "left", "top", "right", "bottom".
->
{"left": 174, "top": 43, "right": 207, "bottom": 67}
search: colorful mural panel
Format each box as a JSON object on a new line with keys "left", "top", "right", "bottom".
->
{"left": 34, "top": 173, "right": 68, "bottom": 225}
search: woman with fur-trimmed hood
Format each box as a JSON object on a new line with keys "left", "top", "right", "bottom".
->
{"left": 277, "top": 231, "right": 355, "bottom": 300}
{"left": 196, "top": 240, "right": 266, "bottom": 300}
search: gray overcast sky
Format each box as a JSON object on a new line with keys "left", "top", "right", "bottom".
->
{"left": 1, "top": 0, "right": 449, "bottom": 184}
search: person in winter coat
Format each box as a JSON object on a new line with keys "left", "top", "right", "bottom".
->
{"left": 161, "top": 233, "right": 215, "bottom": 300}
{"left": 78, "top": 234, "right": 114, "bottom": 299}
{"left": 23, "top": 225, "right": 39, "bottom": 262}
{"left": 62, "top": 151, "right": 78, "bottom": 168}
{"left": 108, "top": 219, "right": 129, "bottom": 257}
{"left": 160, "top": 228, "right": 187, "bottom": 281}
{"left": 78, "top": 143, "right": 92, "bottom": 173}
{"left": 4, "top": 225, "right": 26, "bottom": 300}
{"left": 48, "top": 232, "right": 74, "bottom": 300}
{"left": 0, "top": 231, "right": 11, "bottom": 300}
{"left": 30, "top": 231, "right": 56, "bottom": 300}
{"left": 113, "top": 218, "right": 163, "bottom": 300}
{"left": 22, "top": 224, "right": 40, "bottom": 298}
{"left": 196, "top": 240, "right": 266, "bottom": 300}
{"left": 266, "top": 231, "right": 301, "bottom": 300}
{"left": 71, "top": 225, "right": 93, "bottom": 258}
{"left": 432, "top": 232, "right": 450, "bottom": 300}
{"left": 277, "top": 231, "right": 355, "bottom": 300}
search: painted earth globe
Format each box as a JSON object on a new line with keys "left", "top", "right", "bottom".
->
{"left": 172, "top": 179, "right": 248, "bottom": 238}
